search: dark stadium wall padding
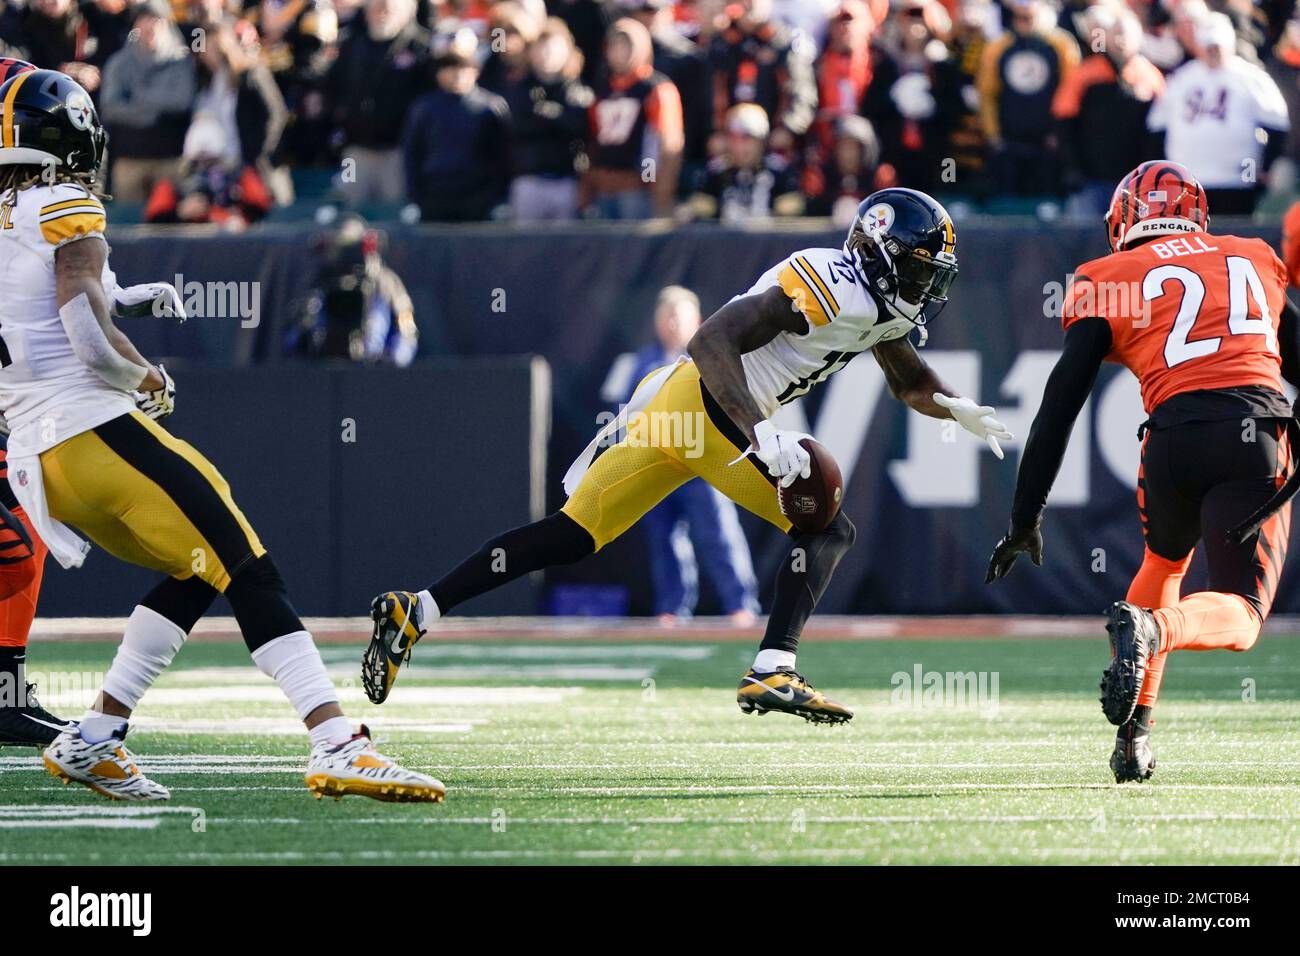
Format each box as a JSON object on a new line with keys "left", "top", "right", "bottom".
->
{"left": 35, "top": 360, "right": 544, "bottom": 618}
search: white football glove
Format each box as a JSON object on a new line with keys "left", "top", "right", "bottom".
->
{"left": 113, "top": 282, "right": 186, "bottom": 322}
{"left": 750, "top": 420, "right": 812, "bottom": 489}
{"left": 134, "top": 364, "right": 176, "bottom": 420}
{"left": 932, "top": 392, "right": 1013, "bottom": 459}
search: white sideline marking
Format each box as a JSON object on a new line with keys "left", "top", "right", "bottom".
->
{"left": 41, "top": 681, "right": 592, "bottom": 709}
{"left": 128, "top": 718, "right": 476, "bottom": 736}
{"left": 445, "top": 782, "right": 1300, "bottom": 795}
{"left": 0, "top": 804, "right": 203, "bottom": 815}
{"left": 0, "top": 804, "right": 205, "bottom": 831}
{"left": 5, "top": 846, "right": 1295, "bottom": 863}
{"left": 318, "top": 644, "right": 716, "bottom": 661}
{"left": 79, "top": 685, "right": 582, "bottom": 706}
{"left": 198, "top": 812, "right": 1300, "bottom": 827}
{"left": 8, "top": 756, "right": 1300, "bottom": 773}
{"left": 0, "top": 818, "right": 159, "bottom": 829}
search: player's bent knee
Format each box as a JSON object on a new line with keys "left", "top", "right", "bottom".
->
{"left": 225, "top": 554, "right": 306, "bottom": 653}
{"left": 543, "top": 512, "right": 598, "bottom": 563}
{"left": 140, "top": 574, "right": 220, "bottom": 633}
{"left": 814, "top": 512, "right": 856, "bottom": 552}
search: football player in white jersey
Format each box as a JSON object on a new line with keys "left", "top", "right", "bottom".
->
{"left": 365, "top": 188, "right": 1012, "bottom": 721}
{"left": 0, "top": 69, "right": 445, "bottom": 802}
{"left": 1146, "top": 12, "right": 1290, "bottom": 214}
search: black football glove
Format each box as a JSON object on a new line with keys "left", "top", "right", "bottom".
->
{"left": 985, "top": 521, "right": 1044, "bottom": 583}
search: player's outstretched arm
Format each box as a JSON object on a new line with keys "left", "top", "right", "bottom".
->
{"left": 987, "top": 316, "right": 1110, "bottom": 583}
{"left": 54, "top": 236, "right": 163, "bottom": 393}
{"left": 874, "top": 337, "right": 1013, "bottom": 457}
{"left": 688, "top": 285, "right": 806, "bottom": 446}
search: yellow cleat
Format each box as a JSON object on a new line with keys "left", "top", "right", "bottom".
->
{"left": 42, "top": 724, "right": 170, "bottom": 801}
{"left": 305, "top": 725, "right": 445, "bottom": 803}
{"left": 362, "top": 590, "right": 425, "bottom": 704}
{"left": 737, "top": 668, "right": 854, "bottom": 724}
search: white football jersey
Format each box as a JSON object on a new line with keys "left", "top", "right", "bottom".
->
{"left": 1147, "top": 58, "right": 1290, "bottom": 188}
{"left": 0, "top": 182, "right": 133, "bottom": 457}
{"left": 737, "top": 246, "right": 915, "bottom": 415}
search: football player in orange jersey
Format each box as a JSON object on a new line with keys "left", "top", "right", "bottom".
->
{"left": 987, "top": 161, "right": 1300, "bottom": 783}
{"left": 0, "top": 431, "right": 66, "bottom": 747}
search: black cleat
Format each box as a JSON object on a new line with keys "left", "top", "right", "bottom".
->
{"left": 1100, "top": 601, "right": 1159, "bottom": 726}
{"left": 737, "top": 668, "right": 853, "bottom": 724}
{"left": 362, "top": 591, "right": 426, "bottom": 704}
{"left": 1110, "top": 705, "right": 1156, "bottom": 783}
{"left": 0, "top": 681, "right": 69, "bottom": 748}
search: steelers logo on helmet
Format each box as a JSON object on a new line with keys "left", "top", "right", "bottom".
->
{"left": 863, "top": 202, "right": 895, "bottom": 236}
{"left": 65, "top": 89, "right": 93, "bottom": 131}
{"left": 845, "top": 188, "right": 959, "bottom": 327}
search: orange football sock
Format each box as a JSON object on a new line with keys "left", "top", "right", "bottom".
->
{"left": 1152, "top": 593, "right": 1261, "bottom": 653}
{"left": 1125, "top": 547, "right": 1190, "bottom": 709}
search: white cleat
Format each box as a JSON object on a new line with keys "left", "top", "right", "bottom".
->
{"left": 305, "top": 725, "right": 445, "bottom": 803}
{"left": 42, "top": 724, "right": 170, "bottom": 802}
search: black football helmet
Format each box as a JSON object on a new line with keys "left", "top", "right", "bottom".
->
{"left": 845, "top": 188, "right": 958, "bottom": 326}
{"left": 0, "top": 69, "right": 106, "bottom": 176}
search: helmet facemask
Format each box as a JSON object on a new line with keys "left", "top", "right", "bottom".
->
{"left": 847, "top": 221, "right": 958, "bottom": 326}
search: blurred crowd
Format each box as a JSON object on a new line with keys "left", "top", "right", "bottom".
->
{"left": 3, "top": 0, "right": 1300, "bottom": 226}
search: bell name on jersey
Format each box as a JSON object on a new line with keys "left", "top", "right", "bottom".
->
{"left": 737, "top": 246, "right": 914, "bottom": 415}
{"left": 0, "top": 182, "right": 133, "bottom": 457}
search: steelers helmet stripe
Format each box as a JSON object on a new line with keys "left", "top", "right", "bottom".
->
{"left": 1, "top": 69, "right": 32, "bottom": 149}
{"left": 939, "top": 217, "right": 956, "bottom": 255}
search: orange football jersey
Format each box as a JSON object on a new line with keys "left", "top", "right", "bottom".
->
{"left": 1062, "top": 233, "right": 1287, "bottom": 413}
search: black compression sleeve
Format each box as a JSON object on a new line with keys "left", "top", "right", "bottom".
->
{"left": 1280, "top": 295, "right": 1300, "bottom": 391}
{"left": 1010, "top": 317, "right": 1112, "bottom": 528}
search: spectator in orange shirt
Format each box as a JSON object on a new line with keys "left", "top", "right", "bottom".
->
{"left": 584, "top": 17, "right": 684, "bottom": 218}
{"left": 811, "top": 0, "right": 877, "bottom": 154}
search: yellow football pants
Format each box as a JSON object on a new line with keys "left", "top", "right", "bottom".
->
{"left": 40, "top": 411, "right": 266, "bottom": 592}
{"left": 562, "top": 362, "right": 791, "bottom": 550}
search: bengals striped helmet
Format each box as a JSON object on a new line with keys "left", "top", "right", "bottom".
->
{"left": 0, "top": 59, "right": 34, "bottom": 85}
{"left": 1106, "top": 161, "right": 1209, "bottom": 252}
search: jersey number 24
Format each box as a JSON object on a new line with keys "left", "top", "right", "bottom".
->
{"left": 1145, "top": 256, "right": 1276, "bottom": 368}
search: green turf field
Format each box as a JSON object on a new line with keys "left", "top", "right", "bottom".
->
{"left": 3, "top": 632, "right": 1299, "bottom": 864}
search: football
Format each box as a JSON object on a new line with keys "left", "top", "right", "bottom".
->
{"left": 777, "top": 438, "right": 843, "bottom": 533}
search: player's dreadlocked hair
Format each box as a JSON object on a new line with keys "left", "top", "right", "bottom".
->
{"left": 0, "top": 164, "right": 108, "bottom": 206}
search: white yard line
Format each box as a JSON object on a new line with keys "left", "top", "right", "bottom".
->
{"left": 316, "top": 644, "right": 717, "bottom": 661}
{"left": 0, "top": 818, "right": 160, "bottom": 829}
{"left": 8, "top": 756, "right": 1300, "bottom": 772}
{"left": 197, "top": 812, "right": 1300, "bottom": 826}
{"left": 3, "top": 846, "right": 1294, "bottom": 863}
{"left": 443, "top": 782, "right": 1300, "bottom": 794}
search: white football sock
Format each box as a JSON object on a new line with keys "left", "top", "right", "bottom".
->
{"left": 308, "top": 716, "right": 355, "bottom": 749}
{"left": 79, "top": 710, "right": 128, "bottom": 743}
{"left": 100, "top": 605, "right": 187, "bottom": 711}
{"left": 250, "top": 631, "right": 340, "bottom": 725}
{"left": 416, "top": 589, "right": 441, "bottom": 625}
{"left": 753, "top": 648, "right": 796, "bottom": 672}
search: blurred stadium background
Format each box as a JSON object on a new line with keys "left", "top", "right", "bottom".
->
{"left": 6, "top": 0, "right": 1300, "bottom": 621}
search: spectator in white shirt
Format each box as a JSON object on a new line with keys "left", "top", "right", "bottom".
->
{"left": 1146, "top": 12, "right": 1290, "bottom": 214}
